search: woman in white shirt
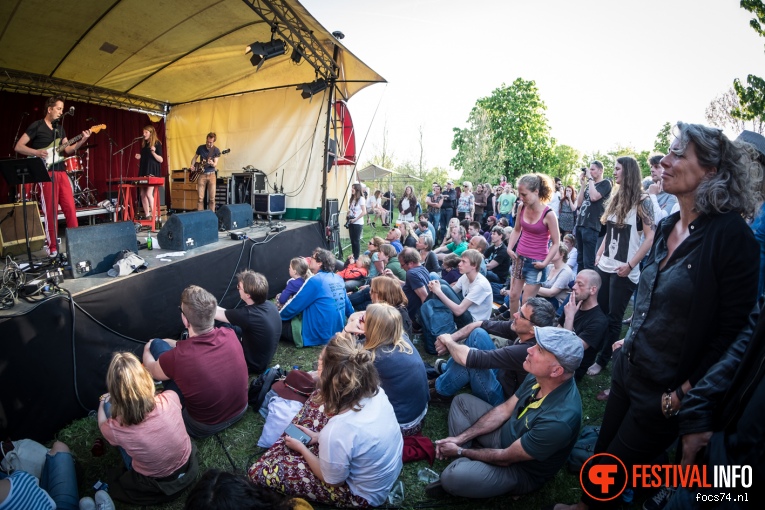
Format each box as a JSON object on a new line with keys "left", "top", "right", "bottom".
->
{"left": 249, "top": 333, "right": 403, "bottom": 507}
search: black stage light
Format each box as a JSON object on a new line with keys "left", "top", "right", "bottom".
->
{"left": 245, "top": 39, "right": 286, "bottom": 70}
{"left": 291, "top": 44, "right": 304, "bottom": 64}
{"left": 300, "top": 78, "right": 328, "bottom": 99}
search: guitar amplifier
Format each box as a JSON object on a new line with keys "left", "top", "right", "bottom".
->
{"left": 253, "top": 193, "right": 286, "bottom": 216}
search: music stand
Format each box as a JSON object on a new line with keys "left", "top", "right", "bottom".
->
{"left": 0, "top": 158, "right": 51, "bottom": 270}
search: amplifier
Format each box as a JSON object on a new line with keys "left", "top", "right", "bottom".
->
{"left": 253, "top": 193, "right": 286, "bottom": 216}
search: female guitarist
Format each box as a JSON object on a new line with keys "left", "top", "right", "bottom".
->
{"left": 134, "top": 125, "right": 163, "bottom": 220}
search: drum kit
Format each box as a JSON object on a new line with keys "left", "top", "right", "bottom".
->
{"left": 21, "top": 145, "right": 99, "bottom": 207}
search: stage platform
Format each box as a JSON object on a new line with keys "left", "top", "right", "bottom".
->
{"left": 0, "top": 219, "right": 327, "bottom": 441}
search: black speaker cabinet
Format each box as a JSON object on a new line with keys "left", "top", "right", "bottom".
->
{"left": 324, "top": 198, "right": 339, "bottom": 227}
{"left": 66, "top": 221, "right": 138, "bottom": 278}
{"left": 157, "top": 210, "right": 218, "bottom": 251}
{"left": 217, "top": 203, "right": 253, "bottom": 230}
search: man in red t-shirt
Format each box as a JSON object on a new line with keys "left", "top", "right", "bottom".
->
{"left": 143, "top": 285, "right": 248, "bottom": 438}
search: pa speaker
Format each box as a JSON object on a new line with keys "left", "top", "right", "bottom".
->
{"left": 158, "top": 210, "right": 218, "bottom": 251}
{"left": 217, "top": 204, "right": 253, "bottom": 230}
{"left": 66, "top": 221, "right": 137, "bottom": 278}
{"left": 0, "top": 202, "right": 45, "bottom": 256}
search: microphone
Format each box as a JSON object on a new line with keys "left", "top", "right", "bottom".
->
{"left": 134, "top": 136, "right": 144, "bottom": 140}
{"left": 68, "top": 106, "right": 75, "bottom": 116}
{"left": 86, "top": 117, "right": 95, "bottom": 122}
{"left": 22, "top": 112, "right": 29, "bottom": 116}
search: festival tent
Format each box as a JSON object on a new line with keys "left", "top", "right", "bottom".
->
{"left": 0, "top": 0, "right": 385, "bottom": 219}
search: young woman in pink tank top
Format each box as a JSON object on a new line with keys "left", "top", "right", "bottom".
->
{"left": 504, "top": 173, "right": 560, "bottom": 316}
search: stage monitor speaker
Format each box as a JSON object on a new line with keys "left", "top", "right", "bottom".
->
{"left": 253, "top": 193, "right": 286, "bottom": 216}
{"left": 158, "top": 210, "right": 218, "bottom": 251}
{"left": 66, "top": 221, "right": 137, "bottom": 279}
{"left": 217, "top": 203, "right": 253, "bottom": 230}
{"left": 324, "top": 198, "right": 339, "bottom": 226}
{"left": 0, "top": 202, "right": 46, "bottom": 256}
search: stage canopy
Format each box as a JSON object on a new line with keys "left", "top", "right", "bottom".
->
{"left": 0, "top": 0, "right": 384, "bottom": 219}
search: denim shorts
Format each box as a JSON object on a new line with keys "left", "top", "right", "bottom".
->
{"left": 511, "top": 255, "right": 547, "bottom": 285}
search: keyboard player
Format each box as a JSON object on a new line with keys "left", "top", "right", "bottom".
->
{"left": 133, "top": 125, "right": 163, "bottom": 220}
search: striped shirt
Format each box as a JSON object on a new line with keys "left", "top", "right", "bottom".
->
{"left": 0, "top": 471, "right": 55, "bottom": 510}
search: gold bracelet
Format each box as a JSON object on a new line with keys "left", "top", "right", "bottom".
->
{"left": 99, "top": 393, "right": 109, "bottom": 402}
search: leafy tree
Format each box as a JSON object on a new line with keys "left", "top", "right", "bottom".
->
{"left": 452, "top": 78, "right": 555, "bottom": 184}
{"left": 653, "top": 122, "right": 672, "bottom": 155}
{"left": 734, "top": 0, "right": 765, "bottom": 124}
{"left": 552, "top": 144, "right": 582, "bottom": 186}
{"left": 706, "top": 88, "right": 764, "bottom": 134}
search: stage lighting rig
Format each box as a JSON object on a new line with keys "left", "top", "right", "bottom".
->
{"left": 300, "top": 78, "right": 328, "bottom": 99}
{"left": 245, "top": 24, "right": 286, "bottom": 70}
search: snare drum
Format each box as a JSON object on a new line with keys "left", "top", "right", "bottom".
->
{"left": 63, "top": 156, "right": 83, "bottom": 174}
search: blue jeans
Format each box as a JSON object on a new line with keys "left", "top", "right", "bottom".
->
{"left": 103, "top": 401, "right": 134, "bottom": 470}
{"left": 350, "top": 286, "right": 372, "bottom": 311}
{"left": 435, "top": 329, "right": 505, "bottom": 406}
{"left": 419, "top": 280, "right": 474, "bottom": 354}
{"left": 41, "top": 451, "right": 79, "bottom": 510}
{"left": 438, "top": 208, "right": 454, "bottom": 241}
{"left": 576, "top": 226, "right": 599, "bottom": 270}
{"left": 429, "top": 211, "right": 441, "bottom": 240}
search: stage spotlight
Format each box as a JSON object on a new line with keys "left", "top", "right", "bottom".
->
{"left": 245, "top": 39, "right": 286, "bottom": 70}
{"left": 300, "top": 78, "right": 328, "bottom": 99}
{"left": 291, "top": 44, "right": 304, "bottom": 64}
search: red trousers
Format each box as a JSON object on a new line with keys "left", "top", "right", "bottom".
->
{"left": 37, "top": 170, "right": 78, "bottom": 253}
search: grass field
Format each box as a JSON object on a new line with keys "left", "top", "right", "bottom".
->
{"left": 55, "top": 223, "right": 641, "bottom": 509}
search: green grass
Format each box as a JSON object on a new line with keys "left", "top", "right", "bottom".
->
{"left": 53, "top": 222, "right": 641, "bottom": 509}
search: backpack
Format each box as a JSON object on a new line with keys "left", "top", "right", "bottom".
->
{"left": 566, "top": 425, "right": 601, "bottom": 474}
{"left": 248, "top": 365, "right": 287, "bottom": 412}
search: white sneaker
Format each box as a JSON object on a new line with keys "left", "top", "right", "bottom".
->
{"left": 79, "top": 497, "right": 96, "bottom": 510}
{"left": 586, "top": 362, "right": 603, "bottom": 376}
{"left": 435, "top": 358, "right": 448, "bottom": 374}
{"left": 94, "top": 490, "right": 116, "bottom": 510}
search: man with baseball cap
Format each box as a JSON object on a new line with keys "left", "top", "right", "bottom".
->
{"left": 429, "top": 327, "right": 583, "bottom": 499}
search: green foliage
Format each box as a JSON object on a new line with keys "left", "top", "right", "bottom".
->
{"left": 735, "top": 1, "right": 765, "bottom": 122}
{"left": 653, "top": 122, "right": 672, "bottom": 155}
{"left": 552, "top": 144, "right": 582, "bottom": 186}
{"left": 451, "top": 78, "right": 555, "bottom": 184}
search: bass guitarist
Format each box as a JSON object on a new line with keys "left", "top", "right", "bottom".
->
{"left": 189, "top": 132, "right": 221, "bottom": 211}
{"left": 15, "top": 96, "right": 91, "bottom": 258}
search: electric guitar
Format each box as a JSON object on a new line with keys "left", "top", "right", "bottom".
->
{"left": 35, "top": 124, "right": 107, "bottom": 169}
{"left": 189, "top": 148, "right": 230, "bottom": 182}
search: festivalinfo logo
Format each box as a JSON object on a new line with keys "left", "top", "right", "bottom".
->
{"left": 579, "top": 453, "right": 752, "bottom": 502}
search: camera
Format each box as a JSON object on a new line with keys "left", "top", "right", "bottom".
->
{"left": 581, "top": 167, "right": 587, "bottom": 173}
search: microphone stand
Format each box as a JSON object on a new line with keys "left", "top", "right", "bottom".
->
{"left": 112, "top": 138, "right": 141, "bottom": 221}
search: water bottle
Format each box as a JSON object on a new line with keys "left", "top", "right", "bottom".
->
{"left": 387, "top": 479, "right": 404, "bottom": 506}
{"left": 417, "top": 467, "right": 439, "bottom": 484}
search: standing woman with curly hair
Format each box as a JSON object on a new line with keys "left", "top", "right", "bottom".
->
{"left": 555, "top": 122, "right": 760, "bottom": 510}
{"left": 585, "top": 156, "right": 656, "bottom": 377}
{"left": 348, "top": 183, "right": 367, "bottom": 259}
{"left": 504, "top": 173, "right": 560, "bottom": 316}
{"left": 249, "top": 333, "right": 403, "bottom": 508}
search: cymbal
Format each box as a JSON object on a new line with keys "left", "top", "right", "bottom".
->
{"left": 79, "top": 144, "right": 98, "bottom": 150}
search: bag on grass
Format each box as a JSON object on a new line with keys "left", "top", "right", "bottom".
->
{"left": 566, "top": 425, "right": 600, "bottom": 474}
{"left": 0, "top": 439, "right": 49, "bottom": 479}
{"left": 248, "top": 365, "right": 287, "bottom": 412}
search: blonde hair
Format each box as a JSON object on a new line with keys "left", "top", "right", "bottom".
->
{"left": 362, "top": 303, "right": 413, "bottom": 355}
{"left": 106, "top": 352, "right": 156, "bottom": 426}
{"left": 356, "top": 253, "right": 371, "bottom": 270}
{"left": 290, "top": 257, "right": 312, "bottom": 278}
{"left": 181, "top": 285, "right": 217, "bottom": 331}
{"left": 370, "top": 276, "right": 408, "bottom": 308}
{"left": 142, "top": 125, "right": 160, "bottom": 149}
{"left": 317, "top": 333, "right": 379, "bottom": 415}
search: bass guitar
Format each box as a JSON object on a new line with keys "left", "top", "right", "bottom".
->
{"left": 189, "top": 148, "right": 230, "bottom": 182}
{"left": 36, "top": 124, "right": 107, "bottom": 169}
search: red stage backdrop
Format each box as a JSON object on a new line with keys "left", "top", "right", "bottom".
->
{"left": 0, "top": 90, "right": 168, "bottom": 205}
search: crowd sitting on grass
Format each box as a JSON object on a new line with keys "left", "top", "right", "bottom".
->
{"left": 11, "top": 122, "right": 765, "bottom": 510}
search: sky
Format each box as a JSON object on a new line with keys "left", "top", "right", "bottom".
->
{"left": 301, "top": 0, "right": 764, "bottom": 172}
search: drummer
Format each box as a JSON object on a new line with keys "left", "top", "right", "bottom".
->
{"left": 14, "top": 96, "right": 90, "bottom": 258}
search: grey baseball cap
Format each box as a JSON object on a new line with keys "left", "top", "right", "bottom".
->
{"left": 533, "top": 326, "right": 584, "bottom": 373}
{"left": 737, "top": 130, "right": 765, "bottom": 158}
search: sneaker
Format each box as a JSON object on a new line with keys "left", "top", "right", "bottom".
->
{"left": 643, "top": 486, "right": 675, "bottom": 510}
{"left": 586, "top": 363, "right": 603, "bottom": 376}
{"left": 79, "top": 497, "right": 96, "bottom": 510}
{"left": 95, "top": 490, "right": 116, "bottom": 510}
{"left": 48, "top": 249, "right": 58, "bottom": 258}
{"left": 434, "top": 358, "right": 448, "bottom": 374}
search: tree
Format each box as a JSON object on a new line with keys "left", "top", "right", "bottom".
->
{"left": 451, "top": 78, "right": 555, "bottom": 184}
{"left": 653, "top": 122, "right": 672, "bottom": 155}
{"left": 706, "top": 89, "right": 764, "bottom": 134}
{"left": 552, "top": 144, "right": 582, "bottom": 186}
{"left": 734, "top": 1, "right": 765, "bottom": 126}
